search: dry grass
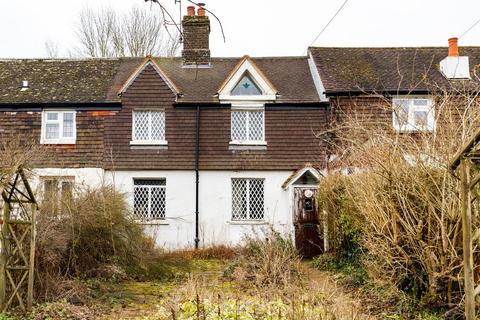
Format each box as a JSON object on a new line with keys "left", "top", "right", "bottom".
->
{"left": 319, "top": 87, "right": 480, "bottom": 310}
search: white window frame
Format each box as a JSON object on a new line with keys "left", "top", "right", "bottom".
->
{"left": 231, "top": 178, "right": 265, "bottom": 221}
{"left": 41, "top": 110, "right": 76, "bottom": 144}
{"left": 230, "top": 104, "right": 266, "bottom": 146}
{"left": 392, "top": 97, "right": 435, "bottom": 132}
{"left": 130, "top": 110, "right": 168, "bottom": 146}
{"left": 133, "top": 179, "right": 167, "bottom": 221}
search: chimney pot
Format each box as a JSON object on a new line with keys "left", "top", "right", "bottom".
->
{"left": 187, "top": 6, "right": 195, "bottom": 16}
{"left": 448, "top": 37, "right": 459, "bottom": 57}
{"left": 197, "top": 3, "right": 206, "bottom": 16}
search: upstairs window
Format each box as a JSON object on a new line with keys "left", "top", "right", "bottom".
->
{"left": 231, "top": 74, "right": 262, "bottom": 96}
{"left": 41, "top": 111, "right": 76, "bottom": 144}
{"left": 232, "top": 178, "right": 265, "bottom": 221}
{"left": 133, "top": 179, "right": 166, "bottom": 221}
{"left": 132, "top": 111, "right": 166, "bottom": 145}
{"left": 392, "top": 98, "right": 435, "bottom": 131}
{"left": 231, "top": 108, "right": 265, "bottom": 144}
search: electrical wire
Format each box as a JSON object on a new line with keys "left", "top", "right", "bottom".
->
{"left": 460, "top": 16, "right": 480, "bottom": 39}
{"left": 309, "top": 0, "right": 350, "bottom": 47}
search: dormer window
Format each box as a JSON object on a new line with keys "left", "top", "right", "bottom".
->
{"left": 218, "top": 56, "right": 277, "bottom": 149}
{"left": 231, "top": 73, "right": 262, "bottom": 96}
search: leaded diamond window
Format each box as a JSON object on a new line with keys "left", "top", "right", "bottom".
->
{"left": 231, "top": 74, "right": 262, "bottom": 96}
{"left": 392, "top": 98, "right": 435, "bottom": 131}
{"left": 232, "top": 178, "right": 265, "bottom": 220}
{"left": 132, "top": 111, "right": 166, "bottom": 143}
{"left": 133, "top": 179, "right": 166, "bottom": 221}
{"left": 231, "top": 110, "right": 264, "bottom": 142}
{"left": 42, "top": 111, "right": 76, "bottom": 144}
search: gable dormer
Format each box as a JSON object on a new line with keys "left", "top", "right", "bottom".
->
{"left": 218, "top": 56, "right": 277, "bottom": 102}
{"left": 118, "top": 57, "right": 180, "bottom": 98}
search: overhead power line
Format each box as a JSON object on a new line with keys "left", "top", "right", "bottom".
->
{"left": 460, "top": 16, "right": 480, "bottom": 39}
{"left": 309, "top": 0, "right": 350, "bottom": 47}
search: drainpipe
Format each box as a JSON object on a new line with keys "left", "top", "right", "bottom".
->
{"left": 194, "top": 105, "right": 200, "bottom": 249}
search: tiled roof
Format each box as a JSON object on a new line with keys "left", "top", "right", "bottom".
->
{"left": 309, "top": 46, "right": 480, "bottom": 94}
{"left": 0, "top": 56, "right": 321, "bottom": 105}
{"left": 0, "top": 59, "right": 121, "bottom": 104}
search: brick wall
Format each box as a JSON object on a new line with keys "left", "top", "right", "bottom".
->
{"left": 181, "top": 16, "right": 211, "bottom": 66}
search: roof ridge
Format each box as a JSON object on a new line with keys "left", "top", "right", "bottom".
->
{"left": 309, "top": 46, "right": 480, "bottom": 50}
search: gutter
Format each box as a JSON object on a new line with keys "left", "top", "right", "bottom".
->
{"left": 0, "top": 102, "right": 122, "bottom": 112}
{"left": 194, "top": 104, "right": 201, "bottom": 249}
{"left": 324, "top": 90, "right": 431, "bottom": 97}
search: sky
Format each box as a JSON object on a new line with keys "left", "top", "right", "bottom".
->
{"left": 1, "top": 0, "right": 480, "bottom": 58}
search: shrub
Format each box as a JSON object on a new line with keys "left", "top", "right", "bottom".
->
{"left": 35, "top": 184, "right": 164, "bottom": 302}
{"left": 319, "top": 89, "right": 480, "bottom": 310}
{"left": 223, "top": 230, "right": 302, "bottom": 295}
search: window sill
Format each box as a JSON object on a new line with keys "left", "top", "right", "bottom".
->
{"left": 130, "top": 140, "right": 168, "bottom": 150}
{"left": 130, "top": 140, "right": 168, "bottom": 146}
{"left": 229, "top": 141, "right": 267, "bottom": 151}
{"left": 394, "top": 128, "right": 435, "bottom": 133}
{"left": 227, "top": 220, "right": 269, "bottom": 226}
{"left": 136, "top": 219, "right": 169, "bottom": 225}
{"left": 41, "top": 139, "right": 76, "bottom": 145}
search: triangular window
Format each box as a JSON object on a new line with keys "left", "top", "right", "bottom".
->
{"left": 231, "top": 73, "right": 262, "bottom": 96}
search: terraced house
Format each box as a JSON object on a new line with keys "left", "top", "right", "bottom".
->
{"left": 0, "top": 7, "right": 478, "bottom": 252}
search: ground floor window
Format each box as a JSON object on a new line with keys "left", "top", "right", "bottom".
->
{"left": 133, "top": 179, "right": 166, "bottom": 220}
{"left": 41, "top": 176, "right": 74, "bottom": 213}
{"left": 231, "top": 178, "right": 265, "bottom": 220}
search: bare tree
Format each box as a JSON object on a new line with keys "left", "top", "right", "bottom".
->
{"left": 75, "top": 5, "right": 180, "bottom": 58}
{"left": 44, "top": 40, "right": 60, "bottom": 58}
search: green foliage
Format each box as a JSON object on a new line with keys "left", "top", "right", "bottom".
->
{"left": 312, "top": 253, "right": 368, "bottom": 287}
{"left": 317, "top": 174, "right": 363, "bottom": 260}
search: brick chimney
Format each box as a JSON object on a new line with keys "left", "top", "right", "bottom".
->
{"left": 182, "top": 4, "right": 211, "bottom": 66}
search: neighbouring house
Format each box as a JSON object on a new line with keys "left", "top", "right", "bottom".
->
{"left": 1, "top": 6, "right": 479, "bottom": 253}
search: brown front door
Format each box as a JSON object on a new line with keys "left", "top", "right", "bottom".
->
{"left": 293, "top": 187, "right": 323, "bottom": 258}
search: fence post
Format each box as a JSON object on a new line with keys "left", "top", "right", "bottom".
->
{"left": 461, "top": 159, "right": 475, "bottom": 320}
{"left": 27, "top": 203, "right": 36, "bottom": 311}
{"left": 0, "top": 201, "right": 10, "bottom": 311}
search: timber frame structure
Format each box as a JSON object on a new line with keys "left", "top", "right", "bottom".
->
{"left": 450, "top": 128, "right": 480, "bottom": 320}
{"left": 0, "top": 167, "right": 37, "bottom": 312}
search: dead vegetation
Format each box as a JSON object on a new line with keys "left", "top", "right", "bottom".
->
{"left": 316, "top": 86, "right": 480, "bottom": 314}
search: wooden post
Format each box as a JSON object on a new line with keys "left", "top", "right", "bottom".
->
{"left": 461, "top": 159, "right": 475, "bottom": 320}
{"left": 0, "top": 201, "right": 10, "bottom": 311}
{"left": 323, "top": 209, "right": 329, "bottom": 252}
{"left": 26, "top": 203, "right": 36, "bottom": 311}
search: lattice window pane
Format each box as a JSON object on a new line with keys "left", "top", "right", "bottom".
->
{"left": 151, "top": 112, "right": 166, "bottom": 141}
{"left": 248, "top": 179, "right": 264, "bottom": 220}
{"left": 248, "top": 111, "right": 264, "bottom": 141}
{"left": 232, "top": 178, "right": 264, "bottom": 220}
{"left": 151, "top": 187, "right": 166, "bottom": 219}
{"left": 231, "top": 111, "right": 247, "bottom": 141}
{"left": 134, "top": 111, "right": 150, "bottom": 141}
{"left": 232, "top": 179, "right": 248, "bottom": 220}
{"left": 133, "top": 179, "right": 166, "bottom": 220}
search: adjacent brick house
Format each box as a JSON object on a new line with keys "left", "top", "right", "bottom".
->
{"left": 1, "top": 7, "right": 479, "bottom": 250}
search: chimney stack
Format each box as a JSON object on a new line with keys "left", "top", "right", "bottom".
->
{"left": 440, "top": 37, "right": 470, "bottom": 79}
{"left": 448, "top": 37, "right": 459, "bottom": 57}
{"left": 182, "top": 3, "right": 211, "bottom": 66}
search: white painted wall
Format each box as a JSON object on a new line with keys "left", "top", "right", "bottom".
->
{"left": 106, "top": 170, "right": 295, "bottom": 249}
{"left": 27, "top": 168, "right": 296, "bottom": 250}
{"left": 32, "top": 167, "right": 105, "bottom": 194}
